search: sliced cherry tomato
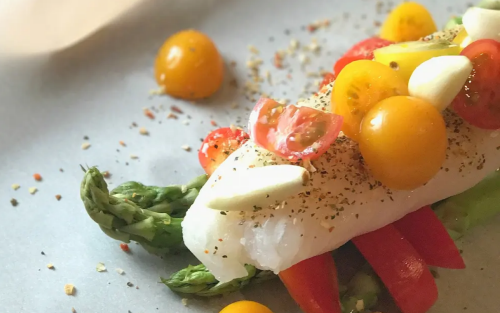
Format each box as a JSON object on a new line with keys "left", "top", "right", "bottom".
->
{"left": 394, "top": 206, "right": 465, "bottom": 269}
{"left": 155, "top": 30, "right": 224, "bottom": 99}
{"left": 342, "top": 37, "right": 394, "bottom": 60}
{"left": 279, "top": 253, "right": 341, "bottom": 313}
{"left": 333, "top": 60, "right": 408, "bottom": 141}
{"left": 380, "top": 2, "right": 437, "bottom": 42}
{"left": 333, "top": 55, "right": 364, "bottom": 79}
{"left": 318, "top": 72, "right": 335, "bottom": 91}
{"left": 352, "top": 225, "right": 438, "bottom": 313}
{"left": 248, "top": 98, "right": 343, "bottom": 161}
{"left": 198, "top": 127, "right": 249, "bottom": 176}
{"left": 452, "top": 39, "right": 500, "bottom": 129}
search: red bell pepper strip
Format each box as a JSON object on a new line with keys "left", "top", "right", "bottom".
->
{"left": 394, "top": 206, "right": 465, "bottom": 269}
{"left": 279, "top": 253, "right": 341, "bottom": 313}
{"left": 352, "top": 224, "right": 438, "bottom": 313}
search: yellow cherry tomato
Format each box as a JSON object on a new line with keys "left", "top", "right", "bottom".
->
{"left": 155, "top": 30, "right": 224, "bottom": 100}
{"left": 220, "top": 301, "right": 274, "bottom": 313}
{"left": 380, "top": 1, "right": 437, "bottom": 42}
{"left": 452, "top": 28, "right": 472, "bottom": 52}
{"left": 332, "top": 60, "right": 408, "bottom": 141}
{"left": 359, "top": 96, "right": 447, "bottom": 190}
{"left": 373, "top": 41, "right": 461, "bottom": 83}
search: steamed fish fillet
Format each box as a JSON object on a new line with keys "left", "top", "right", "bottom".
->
{"left": 183, "top": 87, "right": 500, "bottom": 283}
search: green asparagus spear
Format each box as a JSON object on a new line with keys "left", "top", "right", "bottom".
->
{"left": 110, "top": 174, "right": 207, "bottom": 217}
{"left": 434, "top": 169, "right": 500, "bottom": 240}
{"left": 80, "top": 166, "right": 205, "bottom": 255}
{"left": 161, "top": 264, "right": 276, "bottom": 297}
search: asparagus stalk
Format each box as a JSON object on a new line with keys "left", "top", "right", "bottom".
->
{"left": 80, "top": 166, "right": 206, "bottom": 255}
{"left": 162, "top": 170, "right": 500, "bottom": 313}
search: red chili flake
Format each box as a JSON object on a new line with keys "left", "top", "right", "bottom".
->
{"left": 204, "top": 250, "right": 209, "bottom": 254}
{"left": 143, "top": 109, "right": 155, "bottom": 119}
{"left": 307, "top": 24, "right": 318, "bottom": 32}
{"left": 102, "top": 171, "right": 111, "bottom": 178}
{"left": 33, "top": 173, "right": 42, "bottom": 181}
{"left": 120, "top": 243, "right": 130, "bottom": 252}
{"left": 328, "top": 227, "right": 335, "bottom": 233}
{"left": 210, "top": 120, "right": 218, "bottom": 126}
{"left": 171, "top": 105, "right": 183, "bottom": 114}
{"left": 218, "top": 238, "right": 223, "bottom": 242}
{"left": 119, "top": 141, "right": 126, "bottom": 147}
{"left": 55, "top": 195, "right": 62, "bottom": 201}
{"left": 273, "top": 53, "right": 283, "bottom": 69}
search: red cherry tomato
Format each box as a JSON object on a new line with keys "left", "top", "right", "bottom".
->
{"left": 279, "top": 253, "right": 341, "bottom": 313}
{"left": 342, "top": 37, "right": 394, "bottom": 59}
{"left": 319, "top": 72, "right": 335, "bottom": 91}
{"left": 198, "top": 127, "right": 249, "bottom": 176}
{"left": 248, "top": 98, "right": 343, "bottom": 161}
{"left": 352, "top": 224, "right": 438, "bottom": 313}
{"left": 393, "top": 206, "right": 465, "bottom": 269}
{"left": 452, "top": 39, "right": 500, "bottom": 129}
{"left": 333, "top": 55, "right": 365, "bottom": 79}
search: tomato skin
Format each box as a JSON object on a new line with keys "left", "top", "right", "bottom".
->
{"left": 452, "top": 39, "right": 500, "bottom": 129}
{"left": 343, "top": 37, "right": 394, "bottom": 59}
{"left": 249, "top": 98, "right": 343, "bottom": 161}
{"left": 220, "top": 301, "right": 274, "bottom": 313}
{"left": 155, "top": 30, "right": 224, "bottom": 100}
{"left": 319, "top": 72, "right": 335, "bottom": 91}
{"left": 353, "top": 224, "right": 438, "bottom": 313}
{"left": 393, "top": 206, "right": 465, "bottom": 269}
{"left": 279, "top": 253, "right": 341, "bottom": 313}
{"left": 198, "top": 127, "right": 249, "bottom": 176}
{"left": 333, "top": 55, "right": 364, "bottom": 79}
{"left": 358, "top": 96, "right": 446, "bottom": 190}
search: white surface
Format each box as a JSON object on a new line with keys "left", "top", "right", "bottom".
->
{"left": 1, "top": 0, "right": 499, "bottom": 312}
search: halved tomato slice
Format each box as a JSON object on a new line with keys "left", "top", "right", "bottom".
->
{"left": 248, "top": 98, "right": 343, "bottom": 161}
{"left": 198, "top": 127, "right": 249, "bottom": 176}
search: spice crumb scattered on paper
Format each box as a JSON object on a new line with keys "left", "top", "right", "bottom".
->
{"left": 29, "top": 187, "right": 38, "bottom": 194}
{"left": 96, "top": 262, "right": 106, "bottom": 272}
{"left": 11, "top": 183, "right": 20, "bottom": 190}
{"left": 167, "top": 113, "right": 178, "bottom": 119}
{"left": 130, "top": 155, "right": 139, "bottom": 160}
{"left": 81, "top": 142, "right": 91, "bottom": 150}
{"left": 64, "top": 284, "right": 75, "bottom": 295}
{"left": 116, "top": 268, "right": 125, "bottom": 275}
{"left": 33, "top": 173, "right": 42, "bottom": 181}
{"left": 47, "top": 263, "right": 55, "bottom": 269}
{"left": 127, "top": 282, "right": 134, "bottom": 287}
{"left": 181, "top": 298, "right": 188, "bottom": 306}
{"left": 10, "top": 198, "right": 18, "bottom": 206}
{"left": 139, "top": 127, "right": 149, "bottom": 135}
{"left": 171, "top": 105, "right": 183, "bottom": 114}
{"left": 71, "top": 308, "right": 77, "bottom": 313}
{"left": 55, "top": 195, "right": 62, "bottom": 201}
{"left": 119, "top": 141, "right": 126, "bottom": 147}
{"left": 102, "top": 171, "right": 111, "bottom": 178}
{"left": 181, "top": 145, "right": 191, "bottom": 152}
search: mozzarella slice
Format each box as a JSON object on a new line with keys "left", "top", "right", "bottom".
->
{"left": 199, "top": 165, "right": 310, "bottom": 212}
{"left": 409, "top": 55, "right": 472, "bottom": 111}
{"left": 463, "top": 7, "right": 500, "bottom": 42}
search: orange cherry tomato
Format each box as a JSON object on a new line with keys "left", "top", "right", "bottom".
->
{"left": 359, "top": 96, "right": 447, "bottom": 190}
{"left": 198, "top": 127, "right": 249, "bottom": 176}
{"left": 333, "top": 60, "right": 408, "bottom": 141}
{"left": 220, "top": 301, "right": 273, "bottom": 313}
{"left": 248, "top": 98, "right": 343, "bottom": 161}
{"left": 155, "top": 30, "right": 224, "bottom": 100}
{"left": 380, "top": 2, "right": 437, "bottom": 42}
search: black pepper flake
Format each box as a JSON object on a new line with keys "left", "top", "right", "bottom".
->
{"left": 10, "top": 198, "right": 18, "bottom": 206}
{"left": 214, "top": 144, "right": 219, "bottom": 149}
{"left": 222, "top": 255, "right": 228, "bottom": 258}
{"left": 127, "top": 282, "right": 134, "bottom": 287}
{"left": 41, "top": 251, "right": 45, "bottom": 255}
{"left": 220, "top": 211, "right": 227, "bottom": 215}
{"left": 355, "top": 214, "right": 359, "bottom": 219}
